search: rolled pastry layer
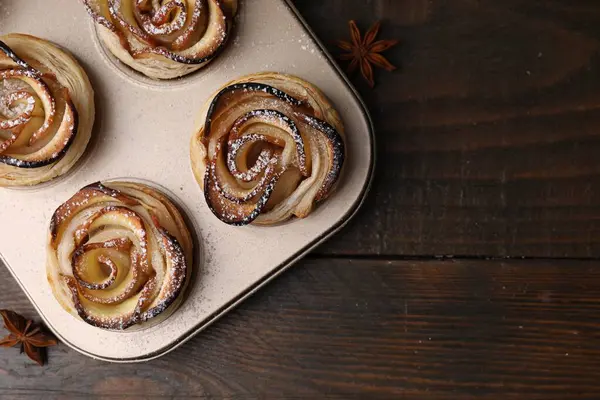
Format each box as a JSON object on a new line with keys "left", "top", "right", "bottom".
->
{"left": 0, "top": 34, "right": 94, "bottom": 187}
{"left": 47, "top": 181, "right": 193, "bottom": 330}
{"left": 190, "top": 72, "right": 345, "bottom": 226}
{"left": 83, "top": 0, "right": 238, "bottom": 79}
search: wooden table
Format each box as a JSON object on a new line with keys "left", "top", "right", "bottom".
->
{"left": 2, "top": 1, "right": 600, "bottom": 398}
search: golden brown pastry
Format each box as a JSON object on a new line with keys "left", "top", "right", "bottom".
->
{"left": 0, "top": 34, "right": 94, "bottom": 187}
{"left": 190, "top": 72, "right": 345, "bottom": 226}
{"left": 82, "top": 0, "right": 238, "bottom": 79}
{"left": 46, "top": 181, "right": 193, "bottom": 330}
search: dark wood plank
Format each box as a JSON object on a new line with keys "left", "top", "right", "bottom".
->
{"left": 2, "top": 258, "right": 600, "bottom": 399}
{"left": 291, "top": 0, "right": 600, "bottom": 257}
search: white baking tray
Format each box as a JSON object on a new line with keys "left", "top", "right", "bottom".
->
{"left": 0, "top": 0, "right": 375, "bottom": 362}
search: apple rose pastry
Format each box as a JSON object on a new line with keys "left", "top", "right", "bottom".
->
{"left": 47, "top": 181, "right": 193, "bottom": 330}
{"left": 190, "top": 73, "right": 345, "bottom": 226}
{"left": 0, "top": 34, "right": 94, "bottom": 187}
{"left": 82, "top": 0, "right": 238, "bottom": 79}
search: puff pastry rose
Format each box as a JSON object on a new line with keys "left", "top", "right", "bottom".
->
{"left": 0, "top": 34, "right": 94, "bottom": 187}
{"left": 190, "top": 73, "right": 345, "bottom": 226}
{"left": 82, "top": 0, "right": 237, "bottom": 79}
{"left": 47, "top": 181, "right": 193, "bottom": 330}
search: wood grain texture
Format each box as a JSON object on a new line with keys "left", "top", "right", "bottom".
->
{"left": 291, "top": 0, "right": 600, "bottom": 257}
{"left": 2, "top": 0, "right": 600, "bottom": 399}
{"left": 2, "top": 258, "right": 600, "bottom": 399}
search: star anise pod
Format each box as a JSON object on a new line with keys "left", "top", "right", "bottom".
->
{"left": 0, "top": 309, "right": 58, "bottom": 366}
{"left": 336, "top": 20, "right": 399, "bottom": 88}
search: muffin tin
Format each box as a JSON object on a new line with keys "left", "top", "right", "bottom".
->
{"left": 0, "top": 0, "right": 375, "bottom": 361}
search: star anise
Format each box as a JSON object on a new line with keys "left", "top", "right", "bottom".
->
{"left": 0, "top": 309, "right": 58, "bottom": 366}
{"left": 336, "top": 20, "right": 399, "bottom": 88}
